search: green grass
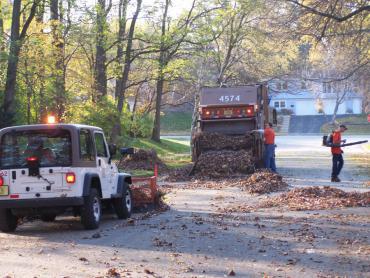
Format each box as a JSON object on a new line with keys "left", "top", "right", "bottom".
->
{"left": 321, "top": 115, "right": 370, "bottom": 134}
{"left": 122, "top": 137, "right": 191, "bottom": 168}
{"left": 127, "top": 169, "right": 155, "bottom": 177}
{"left": 160, "top": 111, "right": 192, "bottom": 134}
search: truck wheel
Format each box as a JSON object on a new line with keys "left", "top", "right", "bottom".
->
{"left": 0, "top": 209, "right": 18, "bottom": 232}
{"left": 113, "top": 186, "right": 132, "bottom": 219}
{"left": 40, "top": 214, "right": 56, "bottom": 222}
{"left": 81, "top": 188, "right": 101, "bottom": 230}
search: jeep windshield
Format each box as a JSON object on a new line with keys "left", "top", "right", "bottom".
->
{"left": 0, "top": 129, "right": 72, "bottom": 169}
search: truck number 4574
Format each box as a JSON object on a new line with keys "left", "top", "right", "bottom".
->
{"left": 219, "top": 95, "right": 240, "bottom": 102}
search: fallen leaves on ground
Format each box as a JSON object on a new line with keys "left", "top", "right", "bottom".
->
{"left": 176, "top": 171, "right": 288, "bottom": 195}
{"left": 152, "top": 237, "right": 173, "bottom": 247}
{"left": 118, "top": 148, "right": 167, "bottom": 171}
{"left": 259, "top": 186, "right": 370, "bottom": 211}
{"left": 165, "top": 164, "right": 193, "bottom": 182}
{"left": 232, "top": 170, "right": 288, "bottom": 194}
{"left": 106, "top": 268, "right": 120, "bottom": 277}
{"left": 131, "top": 186, "right": 155, "bottom": 207}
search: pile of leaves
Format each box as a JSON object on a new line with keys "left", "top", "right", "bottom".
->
{"left": 260, "top": 186, "right": 370, "bottom": 211}
{"left": 235, "top": 170, "right": 288, "bottom": 194}
{"left": 131, "top": 186, "right": 154, "bottom": 207}
{"left": 165, "top": 164, "right": 193, "bottom": 182}
{"left": 119, "top": 148, "right": 167, "bottom": 171}
{"left": 192, "top": 150, "right": 255, "bottom": 179}
{"left": 193, "top": 132, "right": 254, "bottom": 151}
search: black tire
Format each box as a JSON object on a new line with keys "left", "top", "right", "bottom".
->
{"left": 80, "top": 188, "right": 101, "bottom": 230}
{"left": 0, "top": 209, "right": 18, "bottom": 232}
{"left": 40, "top": 214, "right": 56, "bottom": 222}
{"left": 113, "top": 186, "right": 132, "bottom": 219}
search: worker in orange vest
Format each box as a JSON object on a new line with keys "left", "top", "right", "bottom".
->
{"left": 264, "top": 122, "right": 276, "bottom": 172}
{"left": 331, "top": 124, "right": 347, "bottom": 182}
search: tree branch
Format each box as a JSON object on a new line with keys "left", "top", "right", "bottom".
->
{"left": 287, "top": 0, "right": 370, "bottom": 22}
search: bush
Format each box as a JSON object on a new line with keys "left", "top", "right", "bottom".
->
{"left": 65, "top": 97, "right": 128, "bottom": 137}
{"left": 128, "top": 113, "right": 153, "bottom": 138}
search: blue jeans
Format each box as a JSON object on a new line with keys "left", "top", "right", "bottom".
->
{"left": 332, "top": 154, "right": 344, "bottom": 178}
{"left": 264, "top": 144, "right": 276, "bottom": 172}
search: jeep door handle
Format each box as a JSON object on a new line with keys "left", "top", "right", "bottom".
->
{"left": 98, "top": 159, "right": 101, "bottom": 166}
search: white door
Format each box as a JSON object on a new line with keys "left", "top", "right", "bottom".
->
{"left": 94, "top": 132, "right": 114, "bottom": 198}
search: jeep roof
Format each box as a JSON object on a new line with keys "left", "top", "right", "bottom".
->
{"left": 0, "top": 124, "right": 105, "bottom": 168}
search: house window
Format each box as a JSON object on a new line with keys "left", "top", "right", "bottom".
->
{"left": 301, "top": 81, "right": 306, "bottom": 89}
{"left": 283, "top": 81, "right": 288, "bottom": 90}
{"left": 276, "top": 83, "right": 282, "bottom": 90}
{"left": 274, "top": 101, "right": 286, "bottom": 108}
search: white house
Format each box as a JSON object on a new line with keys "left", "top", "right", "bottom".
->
{"left": 270, "top": 91, "right": 362, "bottom": 116}
{"left": 268, "top": 79, "right": 363, "bottom": 116}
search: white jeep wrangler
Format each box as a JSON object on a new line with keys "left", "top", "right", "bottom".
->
{"left": 0, "top": 124, "right": 133, "bottom": 232}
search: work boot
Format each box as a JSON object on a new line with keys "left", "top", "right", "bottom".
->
{"left": 331, "top": 177, "right": 340, "bottom": 182}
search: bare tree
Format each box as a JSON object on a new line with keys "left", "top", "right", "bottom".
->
{"left": 94, "top": 0, "right": 112, "bottom": 100}
{"left": 110, "top": 0, "right": 143, "bottom": 143}
{"left": 1, "top": 0, "right": 39, "bottom": 127}
{"left": 50, "top": 0, "right": 66, "bottom": 120}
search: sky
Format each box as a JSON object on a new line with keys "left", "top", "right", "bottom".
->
{"left": 84, "top": 0, "right": 195, "bottom": 18}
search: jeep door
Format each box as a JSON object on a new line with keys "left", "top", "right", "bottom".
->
{"left": 93, "top": 132, "right": 114, "bottom": 197}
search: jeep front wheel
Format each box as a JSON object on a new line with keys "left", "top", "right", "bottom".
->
{"left": 81, "top": 188, "right": 101, "bottom": 229}
{"left": 0, "top": 209, "right": 18, "bottom": 232}
{"left": 113, "top": 186, "right": 132, "bottom": 219}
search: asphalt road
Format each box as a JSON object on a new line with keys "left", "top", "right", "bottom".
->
{"left": 0, "top": 135, "right": 369, "bottom": 278}
{"left": 274, "top": 135, "right": 370, "bottom": 189}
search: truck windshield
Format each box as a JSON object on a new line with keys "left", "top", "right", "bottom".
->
{"left": 0, "top": 129, "right": 72, "bottom": 169}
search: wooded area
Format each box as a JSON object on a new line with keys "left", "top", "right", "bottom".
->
{"left": 0, "top": 0, "right": 369, "bottom": 142}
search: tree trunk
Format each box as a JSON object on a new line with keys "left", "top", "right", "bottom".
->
{"left": 110, "top": 0, "right": 142, "bottom": 143}
{"left": 95, "top": 0, "right": 108, "bottom": 100}
{"left": 50, "top": 0, "right": 66, "bottom": 121}
{"left": 2, "top": 0, "right": 38, "bottom": 127}
{"left": 36, "top": 1, "right": 47, "bottom": 122}
{"left": 151, "top": 0, "right": 170, "bottom": 142}
{"left": 114, "top": 0, "right": 129, "bottom": 100}
{"left": 116, "top": 0, "right": 142, "bottom": 113}
{"left": 151, "top": 75, "right": 165, "bottom": 142}
{"left": 0, "top": 0, "right": 4, "bottom": 53}
{"left": 331, "top": 100, "right": 340, "bottom": 124}
{"left": 2, "top": 0, "right": 22, "bottom": 127}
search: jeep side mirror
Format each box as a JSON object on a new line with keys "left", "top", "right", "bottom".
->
{"left": 108, "top": 144, "right": 117, "bottom": 156}
{"left": 120, "top": 147, "right": 134, "bottom": 156}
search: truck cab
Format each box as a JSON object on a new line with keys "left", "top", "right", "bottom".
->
{"left": 0, "top": 124, "right": 132, "bottom": 232}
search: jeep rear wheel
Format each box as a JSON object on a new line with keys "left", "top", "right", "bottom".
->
{"left": 81, "top": 188, "right": 101, "bottom": 230}
{"left": 113, "top": 186, "right": 132, "bottom": 219}
{"left": 0, "top": 209, "right": 18, "bottom": 232}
